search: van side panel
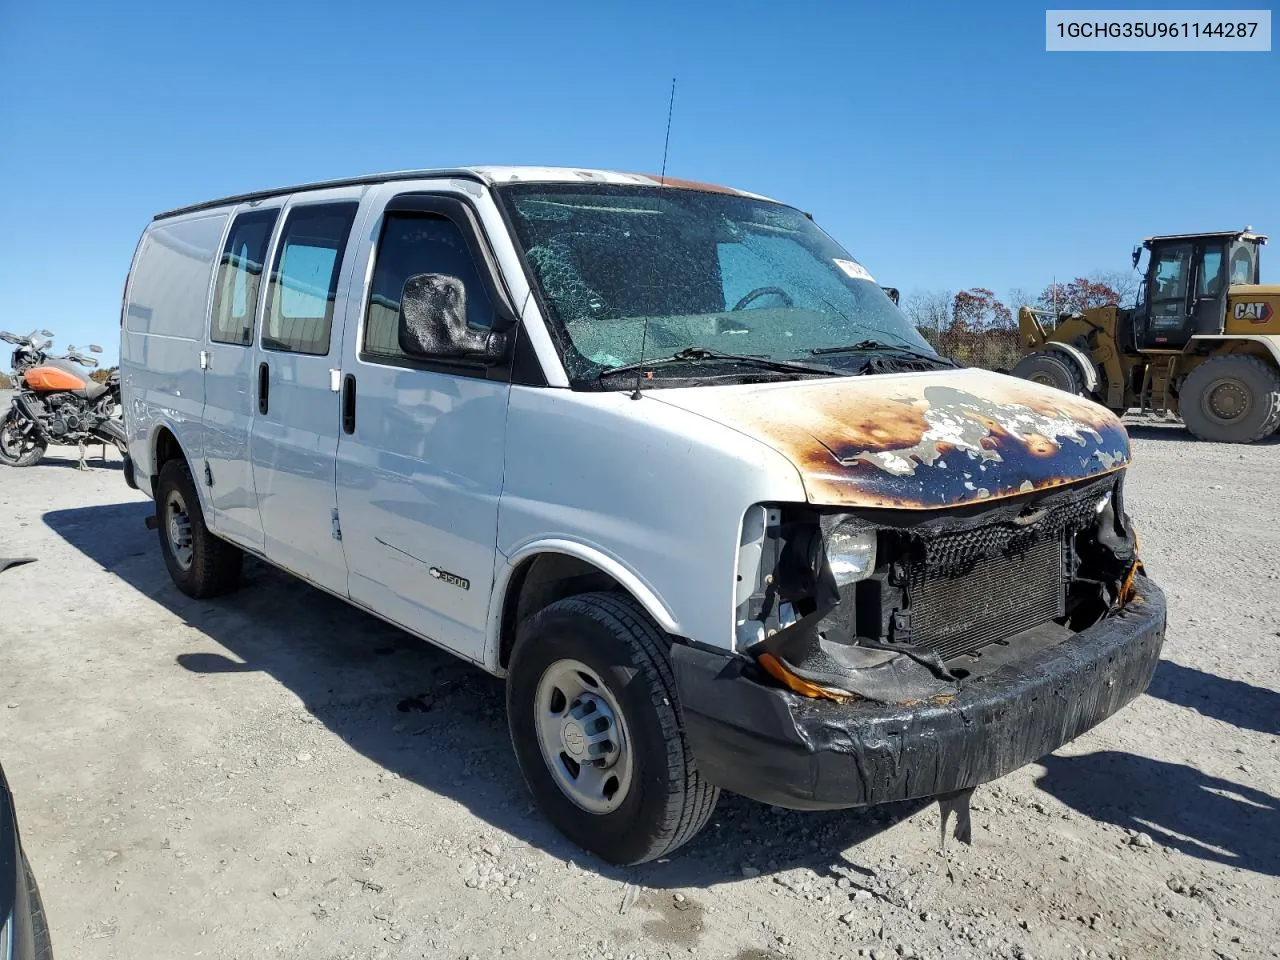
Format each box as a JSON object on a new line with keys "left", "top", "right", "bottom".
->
{"left": 121, "top": 213, "right": 229, "bottom": 488}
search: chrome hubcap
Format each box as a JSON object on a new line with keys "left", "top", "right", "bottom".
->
{"left": 1205, "top": 378, "right": 1251, "bottom": 423}
{"left": 165, "top": 491, "right": 194, "bottom": 570}
{"left": 534, "top": 659, "right": 633, "bottom": 814}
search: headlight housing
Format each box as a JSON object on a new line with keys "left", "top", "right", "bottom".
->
{"left": 825, "top": 527, "right": 877, "bottom": 586}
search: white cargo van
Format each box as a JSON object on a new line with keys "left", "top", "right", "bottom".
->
{"left": 121, "top": 167, "right": 1165, "bottom": 864}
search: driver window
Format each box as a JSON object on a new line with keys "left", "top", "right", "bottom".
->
{"left": 362, "top": 211, "right": 493, "bottom": 363}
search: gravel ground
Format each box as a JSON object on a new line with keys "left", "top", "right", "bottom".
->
{"left": 0, "top": 416, "right": 1277, "bottom": 960}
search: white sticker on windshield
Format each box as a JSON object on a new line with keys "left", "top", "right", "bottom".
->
{"left": 834, "top": 259, "right": 875, "bottom": 283}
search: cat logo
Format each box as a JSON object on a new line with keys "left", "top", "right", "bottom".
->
{"left": 1233, "top": 301, "right": 1274, "bottom": 324}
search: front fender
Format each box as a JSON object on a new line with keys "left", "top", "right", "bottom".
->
{"left": 483, "top": 538, "right": 680, "bottom": 672}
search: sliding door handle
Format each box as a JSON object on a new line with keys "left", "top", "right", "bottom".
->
{"left": 341, "top": 374, "right": 356, "bottom": 434}
{"left": 257, "top": 362, "right": 269, "bottom": 414}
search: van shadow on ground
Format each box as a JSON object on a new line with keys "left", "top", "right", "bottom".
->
{"left": 44, "top": 499, "right": 924, "bottom": 887}
{"left": 1035, "top": 751, "right": 1279, "bottom": 878}
{"left": 1146, "top": 659, "right": 1280, "bottom": 737}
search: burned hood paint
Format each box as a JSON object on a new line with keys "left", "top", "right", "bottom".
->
{"left": 652, "top": 369, "right": 1130, "bottom": 509}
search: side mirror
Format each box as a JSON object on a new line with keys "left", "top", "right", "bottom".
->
{"left": 397, "top": 273, "right": 507, "bottom": 362}
{"left": 40, "top": 329, "right": 53, "bottom": 337}
{"left": 90, "top": 344, "right": 103, "bottom": 353}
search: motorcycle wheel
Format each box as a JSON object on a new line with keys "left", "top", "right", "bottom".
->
{"left": 0, "top": 408, "right": 47, "bottom": 467}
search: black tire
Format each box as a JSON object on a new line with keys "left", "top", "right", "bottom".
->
{"left": 1010, "top": 350, "right": 1087, "bottom": 396}
{"left": 0, "top": 408, "right": 47, "bottom": 467}
{"left": 155, "top": 459, "right": 243, "bottom": 598}
{"left": 1179, "top": 355, "right": 1280, "bottom": 444}
{"left": 506, "top": 591, "right": 719, "bottom": 865}
{"left": 22, "top": 854, "right": 53, "bottom": 960}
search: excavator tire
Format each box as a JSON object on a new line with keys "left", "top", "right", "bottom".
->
{"left": 1180, "top": 355, "right": 1280, "bottom": 444}
{"left": 1010, "top": 351, "right": 1087, "bottom": 397}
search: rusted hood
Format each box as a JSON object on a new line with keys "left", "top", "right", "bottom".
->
{"left": 652, "top": 369, "right": 1131, "bottom": 509}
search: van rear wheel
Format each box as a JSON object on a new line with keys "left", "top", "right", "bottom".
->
{"left": 155, "top": 459, "right": 243, "bottom": 597}
{"left": 506, "top": 592, "right": 719, "bottom": 865}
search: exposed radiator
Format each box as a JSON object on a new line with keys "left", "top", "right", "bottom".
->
{"left": 906, "top": 534, "right": 1066, "bottom": 662}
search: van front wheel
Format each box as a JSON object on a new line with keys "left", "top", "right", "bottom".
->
{"left": 155, "top": 459, "right": 243, "bottom": 598}
{"left": 506, "top": 592, "right": 719, "bottom": 865}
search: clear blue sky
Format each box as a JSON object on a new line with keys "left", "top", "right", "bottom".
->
{"left": 2, "top": 1, "right": 1275, "bottom": 366}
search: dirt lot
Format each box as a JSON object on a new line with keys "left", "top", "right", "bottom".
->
{"left": 1, "top": 417, "right": 1277, "bottom": 960}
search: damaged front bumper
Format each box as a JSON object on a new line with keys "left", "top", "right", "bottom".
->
{"left": 672, "top": 575, "right": 1165, "bottom": 810}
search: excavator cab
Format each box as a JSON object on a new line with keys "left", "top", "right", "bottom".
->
{"left": 1134, "top": 229, "right": 1265, "bottom": 350}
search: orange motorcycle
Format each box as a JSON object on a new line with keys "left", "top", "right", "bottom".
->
{"left": 0, "top": 329, "right": 125, "bottom": 468}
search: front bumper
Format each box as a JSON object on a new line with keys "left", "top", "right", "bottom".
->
{"left": 672, "top": 575, "right": 1165, "bottom": 810}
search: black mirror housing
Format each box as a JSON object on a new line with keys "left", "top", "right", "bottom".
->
{"left": 397, "top": 273, "right": 508, "bottom": 363}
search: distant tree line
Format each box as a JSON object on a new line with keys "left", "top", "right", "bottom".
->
{"left": 903, "top": 271, "right": 1139, "bottom": 370}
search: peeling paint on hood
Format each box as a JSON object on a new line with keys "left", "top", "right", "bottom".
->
{"left": 652, "top": 369, "right": 1131, "bottom": 509}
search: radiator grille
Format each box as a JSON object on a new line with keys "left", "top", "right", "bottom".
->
{"left": 907, "top": 535, "right": 1065, "bottom": 662}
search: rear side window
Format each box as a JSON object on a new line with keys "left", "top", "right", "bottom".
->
{"left": 262, "top": 202, "right": 359, "bottom": 355}
{"left": 362, "top": 211, "right": 494, "bottom": 362}
{"left": 210, "top": 209, "right": 279, "bottom": 345}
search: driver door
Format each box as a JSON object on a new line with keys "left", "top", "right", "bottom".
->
{"left": 335, "top": 189, "right": 514, "bottom": 662}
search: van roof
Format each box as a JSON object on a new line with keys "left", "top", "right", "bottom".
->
{"left": 152, "top": 166, "right": 779, "bottom": 220}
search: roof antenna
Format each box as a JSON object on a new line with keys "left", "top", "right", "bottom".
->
{"left": 631, "top": 318, "right": 651, "bottom": 401}
{"left": 660, "top": 77, "right": 676, "bottom": 185}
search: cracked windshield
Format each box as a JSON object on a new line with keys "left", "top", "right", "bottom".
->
{"left": 499, "top": 183, "right": 942, "bottom": 384}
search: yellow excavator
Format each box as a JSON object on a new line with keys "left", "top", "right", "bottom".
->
{"left": 1013, "top": 228, "right": 1280, "bottom": 442}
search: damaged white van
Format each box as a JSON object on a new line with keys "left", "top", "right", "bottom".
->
{"left": 120, "top": 167, "right": 1165, "bottom": 864}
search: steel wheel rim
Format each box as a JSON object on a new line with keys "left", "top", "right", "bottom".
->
{"left": 533, "top": 658, "right": 633, "bottom": 815}
{"left": 165, "top": 490, "right": 194, "bottom": 570}
{"left": 1204, "top": 378, "right": 1252, "bottom": 423}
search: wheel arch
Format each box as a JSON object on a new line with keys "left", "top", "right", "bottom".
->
{"left": 486, "top": 541, "right": 681, "bottom": 674}
{"left": 147, "top": 422, "right": 200, "bottom": 502}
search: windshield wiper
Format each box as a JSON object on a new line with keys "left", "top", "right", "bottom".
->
{"left": 599, "top": 347, "right": 842, "bottom": 379}
{"left": 809, "top": 339, "right": 960, "bottom": 368}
